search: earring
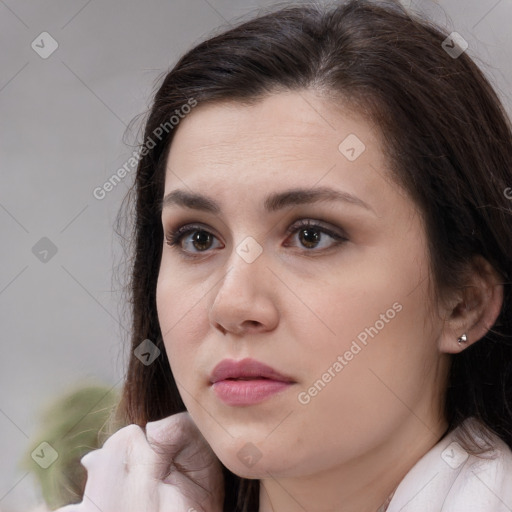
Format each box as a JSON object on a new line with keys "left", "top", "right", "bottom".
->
{"left": 457, "top": 333, "right": 467, "bottom": 344}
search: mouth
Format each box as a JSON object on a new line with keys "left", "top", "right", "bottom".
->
{"left": 209, "top": 358, "right": 296, "bottom": 406}
{"left": 226, "top": 377, "right": 267, "bottom": 380}
{"left": 211, "top": 378, "right": 294, "bottom": 406}
{"left": 209, "top": 358, "right": 295, "bottom": 385}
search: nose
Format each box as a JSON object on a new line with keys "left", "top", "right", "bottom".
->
{"left": 208, "top": 245, "right": 279, "bottom": 336}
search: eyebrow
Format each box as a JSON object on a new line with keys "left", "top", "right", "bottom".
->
{"left": 160, "top": 186, "right": 375, "bottom": 215}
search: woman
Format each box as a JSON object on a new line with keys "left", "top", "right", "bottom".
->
{"left": 57, "top": 0, "right": 512, "bottom": 511}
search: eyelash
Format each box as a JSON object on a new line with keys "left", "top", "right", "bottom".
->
{"left": 164, "top": 219, "right": 348, "bottom": 258}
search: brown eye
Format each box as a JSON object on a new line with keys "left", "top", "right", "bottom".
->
{"left": 165, "top": 219, "right": 347, "bottom": 259}
{"left": 298, "top": 227, "right": 322, "bottom": 249}
{"left": 285, "top": 219, "right": 347, "bottom": 251}
{"left": 189, "top": 230, "right": 214, "bottom": 251}
{"left": 165, "top": 225, "right": 222, "bottom": 254}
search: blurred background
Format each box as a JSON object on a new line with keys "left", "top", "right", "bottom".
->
{"left": 1, "top": 0, "right": 511, "bottom": 510}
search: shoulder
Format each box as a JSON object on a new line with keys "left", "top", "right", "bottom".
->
{"left": 388, "top": 418, "right": 512, "bottom": 512}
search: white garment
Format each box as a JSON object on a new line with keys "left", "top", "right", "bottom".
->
{"left": 387, "top": 418, "right": 512, "bottom": 511}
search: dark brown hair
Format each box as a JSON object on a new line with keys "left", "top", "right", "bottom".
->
{"left": 114, "top": 1, "right": 512, "bottom": 510}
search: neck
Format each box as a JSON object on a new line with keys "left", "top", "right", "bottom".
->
{"left": 258, "top": 415, "right": 448, "bottom": 512}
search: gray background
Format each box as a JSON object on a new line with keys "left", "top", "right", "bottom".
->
{"left": 1, "top": 0, "right": 510, "bottom": 510}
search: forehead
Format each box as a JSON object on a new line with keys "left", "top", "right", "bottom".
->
{"left": 167, "top": 91, "right": 377, "bottom": 165}
{"left": 163, "top": 90, "right": 401, "bottom": 219}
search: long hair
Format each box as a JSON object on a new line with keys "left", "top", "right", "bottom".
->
{"left": 113, "top": 1, "right": 512, "bottom": 510}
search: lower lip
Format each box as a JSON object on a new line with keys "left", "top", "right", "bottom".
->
{"left": 211, "top": 379, "right": 293, "bottom": 406}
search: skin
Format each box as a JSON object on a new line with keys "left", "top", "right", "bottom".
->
{"left": 156, "top": 90, "right": 503, "bottom": 512}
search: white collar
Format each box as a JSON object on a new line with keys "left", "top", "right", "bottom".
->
{"left": 387, "top": 418, "right": 512, "bottom": 511}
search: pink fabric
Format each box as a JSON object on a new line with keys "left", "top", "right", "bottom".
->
{"left": 388, "top": 418, "right": 512, "bottom": 512}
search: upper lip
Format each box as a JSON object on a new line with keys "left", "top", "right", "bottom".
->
{"left": 209, "top": 358, "right": 295, "bottom": 384}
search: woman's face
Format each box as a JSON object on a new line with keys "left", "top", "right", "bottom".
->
{"left": 156, "top": 90, "right": 450, "bottom": 479}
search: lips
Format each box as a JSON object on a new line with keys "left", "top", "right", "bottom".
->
{"left": 209, "top": 358, "right": 295, "bottom": 384}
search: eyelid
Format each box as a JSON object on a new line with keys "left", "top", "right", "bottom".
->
{"left": 164, "top": 217, "right": 348, "bottom": 258}
{"left": 165, "top": 222, "right": 223, "bottom": 251}
{"left": 285, "top": 218, "right": 347, "bottom": 240}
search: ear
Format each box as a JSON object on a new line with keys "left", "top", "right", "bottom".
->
{"left": 438, "top": 255, "right": 504, "bottom": 354}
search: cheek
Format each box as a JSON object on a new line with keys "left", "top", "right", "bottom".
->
{"left": 156, "top": 269, "right": 208, "bottom": 382}
{"left": 301, "top": 257, "right": 409, "bottom": 355}
{"left": 283, "top": 288, "right": 435, "bottom": 472}
{"left": 297, "top": 248, "right": 435, "bottom": 414}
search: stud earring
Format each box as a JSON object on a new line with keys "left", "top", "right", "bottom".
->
{"left": 457, "top": 333, "right": 467, "bottom": 344}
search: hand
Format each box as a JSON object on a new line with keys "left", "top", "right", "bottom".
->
{"left": 54, "top": 412, "right": 224, "bottom": 512}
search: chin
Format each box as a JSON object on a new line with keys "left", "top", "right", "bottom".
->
{"left": 211, "top": 439, "right": 298, "bottom": 480}
{"left": 227, "top": 463, "right": 269, "bottom": 479}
